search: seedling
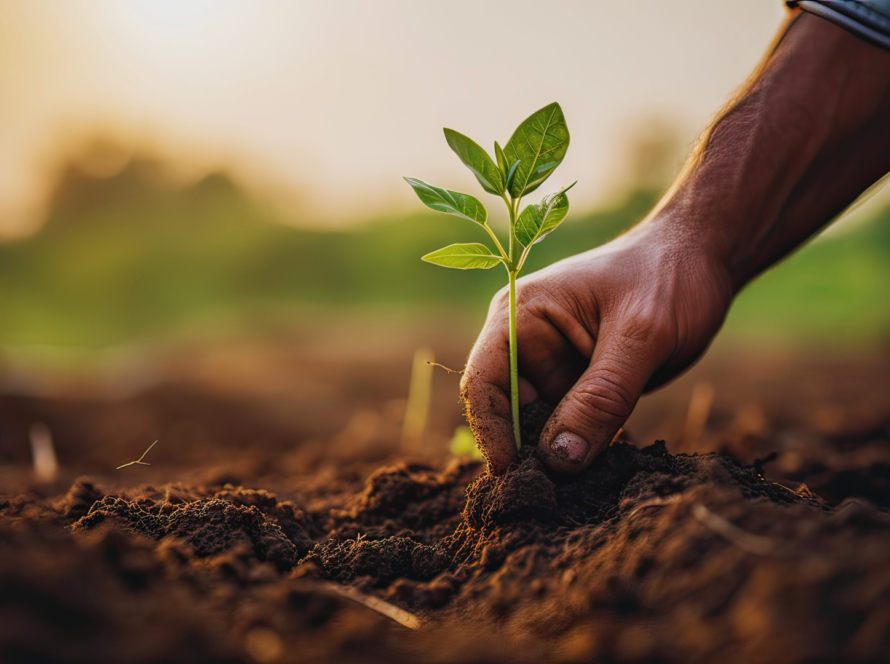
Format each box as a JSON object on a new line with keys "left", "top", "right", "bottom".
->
{"left": 405, "top": 102, "right": 574, "bottom": 450}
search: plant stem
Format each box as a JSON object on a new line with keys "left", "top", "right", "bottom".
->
{"left": 484, "top": 224, "right": 509, "bottom": 260}
{"left": 504, "top": 192, "right": 523, "bottom": 451}
{"left": 508, "top": 269, "right": 521, "bottom": 450}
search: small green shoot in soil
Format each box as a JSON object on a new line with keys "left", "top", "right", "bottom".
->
{"left": 449, "top": 425, "right": 484, "bottom": 461}
{"left": 405, "top": 102, "right": 574, "bottom": 450}
{"left": 116, "top": 440, "right": 158, "bottom": 470}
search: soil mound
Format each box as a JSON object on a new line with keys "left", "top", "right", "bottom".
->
{"left": 4, "top": 400, "right": 890, "bottom": 662}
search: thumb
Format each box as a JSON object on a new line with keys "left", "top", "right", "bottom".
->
{"left": 539, "top": 322, "right": 665, "bottom": 474}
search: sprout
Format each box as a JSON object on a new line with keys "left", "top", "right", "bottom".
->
{"left": 405, "top": 103, "right": 575, "bottom": 450}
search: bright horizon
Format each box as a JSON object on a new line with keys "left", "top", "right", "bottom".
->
{"left": 2, "top": 1, "right": 789, "bottom": 236}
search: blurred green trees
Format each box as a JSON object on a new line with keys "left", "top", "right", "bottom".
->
{"left": 0, "top": 156, "right": 888, "bottom": 348}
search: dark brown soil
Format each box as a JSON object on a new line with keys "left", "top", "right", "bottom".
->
{"left": 3, "top": 350, "right": 890, "bottom": 663}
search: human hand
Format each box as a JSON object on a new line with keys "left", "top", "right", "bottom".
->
{"left": 462, "top": 12, "right": 890, "bottom": 476}
{"left": 461, "top": 220, "right": 733, "bottom": 474}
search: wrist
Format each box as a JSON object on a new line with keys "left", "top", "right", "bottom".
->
{"left": 649, "top": 13, "right": 890, "bottom": 294}
{"left": 640, "top": 202, "right": 740, "bottom": 307}
{"left": 649, "top": 172, "right": 785, "bottom": 294}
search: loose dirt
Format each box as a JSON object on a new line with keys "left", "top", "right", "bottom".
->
{"left": 3, "top": 351, "right": 890, "bottom": 663}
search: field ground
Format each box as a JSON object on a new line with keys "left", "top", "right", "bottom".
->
{"left": 2, "top": 326, "right": 890, "bottom": 663}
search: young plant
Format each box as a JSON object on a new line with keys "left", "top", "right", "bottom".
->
{"left": 405, "top": 102, "right": 574, "bottom": 451}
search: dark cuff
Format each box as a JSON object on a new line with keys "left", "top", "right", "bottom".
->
{"left": 787, "top": 0, "right": 890, "bottom": 50}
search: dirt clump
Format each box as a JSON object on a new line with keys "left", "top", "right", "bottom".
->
{"left": 4, "top": 379, "right": 890, "bottom": 662}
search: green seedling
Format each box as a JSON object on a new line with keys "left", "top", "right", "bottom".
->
{"left": 405, "top": 102, "right": 575, "bottom": 451}
{"left": 449, "top": 425, "right": 484, "bottom": 460}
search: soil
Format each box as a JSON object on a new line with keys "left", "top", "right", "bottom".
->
{"left": 3, "top": 345, "right": 890, "bottom": 663}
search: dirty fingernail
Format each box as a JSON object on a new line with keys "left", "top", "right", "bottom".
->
{"left": 550, "top": 432, "right": 588, "bottom": 463}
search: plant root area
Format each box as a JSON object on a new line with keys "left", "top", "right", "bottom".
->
{"left": 3, "top": 354, "right": 890, "bottom": 663}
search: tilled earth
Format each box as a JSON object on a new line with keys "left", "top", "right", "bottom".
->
{"left": 3, "top": 352, "right": 890, "bottom": 663}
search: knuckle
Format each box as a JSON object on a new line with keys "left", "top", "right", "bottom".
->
{"left": 572, "top": 372, "right": 635, "bottom": 423}
{"left": 620, "top": 312, "right": 657, "bottom": 345}
{"left": 515, "top": 279, "right": 546, "bottom": 308}
{"left": 620, "top": 308, "right": 675, "bottom": 351}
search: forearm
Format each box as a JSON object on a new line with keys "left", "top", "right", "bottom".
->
{"left": 653, "top": 12, "right": 890, "bottom": 291}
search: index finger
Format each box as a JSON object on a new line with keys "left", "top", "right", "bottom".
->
{"left": 460, "top": 315, "right": 517, "bottom": 475}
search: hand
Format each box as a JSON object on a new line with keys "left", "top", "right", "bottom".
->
{"left": 461, "top": 220, "right": 734, "bottom": 474}
{"left": 462, "top": 13, "right": 890, "bottom": 475}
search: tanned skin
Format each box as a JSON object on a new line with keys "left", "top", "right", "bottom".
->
{"left": 462, "top": 12, "right": 890, "bottom": 475}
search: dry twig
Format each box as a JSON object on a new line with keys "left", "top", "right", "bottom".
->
{"left": 427, "top": 361, "right": 463, "bottom": 375}
{"left": 692, "top": 503, "right": 781, "bottom": 556}
{"left": 29, "top": 422, "right": 59, "bottom": 483}
{"left": 116, "top": 440, "right": 158, "bottom": 470}
{"left": 402, "top": 347, "right": 434, "bottom": 453}
{"left": 683, "top": 382, "right": 715, "bottom": 446}
{"left": 322, "top": 582, "right": 425, "bottom": 630}
{"left": 625, "top": 494, "right": 686, "bottom": 521}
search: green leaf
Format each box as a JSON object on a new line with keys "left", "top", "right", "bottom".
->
{"left": 503, "top": 102, "right": 570, "bottom": 197}
{"left": 443, "top": 129, "right": 504, "bottom": 195}
{"left": 422, "top": 243, "right": 503, "bottom": 270}
{"left": 505, "top": 160, "right": 521, "bottom": 193}
{"left": 494, "top": 141, "right": 507, "bottom": 177}
{"left": 514, "top": 182, "right": 576, "bottom": 247}
{"left": 404, "top": 178, "right": 488, "bottom": 225}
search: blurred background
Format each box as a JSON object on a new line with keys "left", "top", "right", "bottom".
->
{"left": 2, "top": 0, "right": 889, "bottom": 484}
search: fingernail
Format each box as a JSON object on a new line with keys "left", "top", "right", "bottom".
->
{"left": 550, "top": 432, "right": 589, "bottom": 464}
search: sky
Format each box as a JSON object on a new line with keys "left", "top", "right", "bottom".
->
{"left": 0, "top": 0, "right": 791, "bottom": 236}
